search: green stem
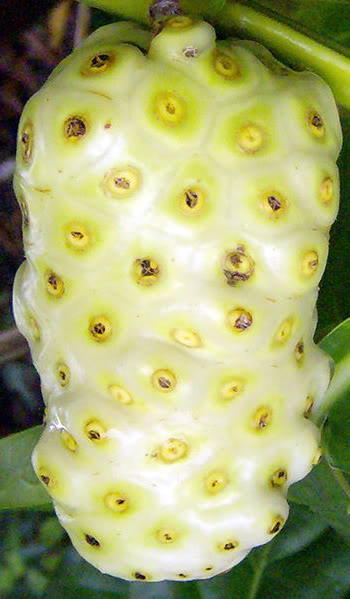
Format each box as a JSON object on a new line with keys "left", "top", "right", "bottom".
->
{"left": 247, "top": 543, "right": 272, "bottom": 599}
{"left": 78, "top": 0, "right": 226, "bottom": 24}
{"left": 80, "top": 0, "right": 153, "bottom": 23}
{"left": 215, "top": 1, "right": 350, "bottom": 109}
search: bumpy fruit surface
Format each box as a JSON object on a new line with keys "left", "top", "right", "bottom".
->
{"left": 13, "top": 17, "right": 342, "bottom": 582}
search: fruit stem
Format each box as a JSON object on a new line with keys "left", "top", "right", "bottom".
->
{"left": 149, "top": 0, "right": 181, "bottom": 21}
{"left": 79, "top": 0, "right": 153, "bottom": 24}
{"left": 214, "top": 1, "right": 350, "bottom": 109}
{"left": 78, "top": 0, "right": 227, "bottom": 23}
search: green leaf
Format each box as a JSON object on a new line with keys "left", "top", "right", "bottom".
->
{"left": 320, "top": 318, "right": 350, "bottom": 364}
{"left": 49, "top": 551, "right": 130, "bottom": 595}
{"left": 254, "top": 527, "right": 350, "bottom": 599}
{"left": 267, "top": 503, "right": 327, "bottom": 562}
{"left": 293, "top": 318, "right": 350, "bottom": 509}
{"left": 320, "top": 318, "right": 350, "bottom": 473}
{"left": 0, "top": 426, "right": 51, "bottom": 511}
{"left": 314, "top": 317, "right": 350, "bottom": 425}
{"left": 316, "top": 113, "right": 350, "bottom": 341}
{"left": 323, "top": 414, "right": 350, "bottom": 475}
{"left": 288, "top": 459, "right": 350, "bottom": 543}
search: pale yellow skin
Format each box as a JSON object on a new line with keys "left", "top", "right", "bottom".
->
{"left": 13, "top": 18, "right": 342, "bottom": 582}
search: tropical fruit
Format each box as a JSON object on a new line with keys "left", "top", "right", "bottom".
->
{"left": 13, "top": 16, "right": 342, "bottom": 582}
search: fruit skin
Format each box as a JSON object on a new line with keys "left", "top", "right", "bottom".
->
{"left": 13, "top": 16, "right": 342, "bottom": 582}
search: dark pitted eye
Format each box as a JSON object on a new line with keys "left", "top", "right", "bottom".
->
{"left": 85, "top": 534, "right": 100, "bottom": 547}
{"left": 21, "top": 121, "right": 33, "bottom": 163}
{"left": 81, "top": 52, "right": 115, "bottom": 75}
{"left": 64, "top": 116, "right": 88, "bottom": 141}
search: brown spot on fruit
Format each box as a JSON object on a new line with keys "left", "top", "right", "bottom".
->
{"left": 205, "top": 471, "right": 228, "bottom": 494}
{"left": 183, "top": 46, "right": 199, "bottom": 58}
{"left": 308, "top": 111, "right": 325, "bottom": 138}
{"left": 228, "top": 308, "right": 253, "bottom": 332}
{"left": 270, "top": 468, "right": 287, "bottom": 487}
{"left": 218, "top": 540, "right": 239, "bottom": 551}
{"left": 46, "top": 271, "right": 64, "bottom": 298}
{"left": 133, "top": 258, "right": 160, "bottom": 286}
{"left": 66, "top": 223, "right": 90, "bottom": 250}
{"left": 21, "top": 120, "right": 33, "bottom": 163}
{"left": 38, "top": 467, "right": 55, "bottom": 489}
{"left": 103, "top": 167, "right": 140, "bottom": 198}
{"left": 152, "top": 369, "right": 176, "bottom": 392}
{"left": 180, "top": 187, "right": 205, "bottom": 214}
{"left": 81, "top": 52, "right": 115, "bottom": 75}
{"left": 221, "top": 378, "right": 245, "bottom": 399}
{"left": 253, "top": 406, "right": 272, "bottom": 431}
{"left": 104, "top": 492, "right": 129, "bottom": 513}
{"left": 261, "top": 191, "right": 287, "bottom": 218}
{"left": 295, "top": 340, "right": 304, "bottom": 364}
{"left": 57, "top": 363, "right": 70, "bottom": 387}
{"left": 133, "top": 571, "right": 149, "bottom": 581}
{"left": 301, "top": 251, "right": 319, "bottom": 278}
{"left": 154, "top": 92, "right": 186, "bottom": 125}
{"left": 156, "top": 528, "right": 176, "bottom": 543}
{"left": 63, "top": 115, "right": 88, "bottom": 141}
{"left": 84, "top": 420, "right": 106, "bottom": 442}
{"left": 85, "top": 534, "right": 100, "bottom": 547}
{"left": 223, "top": 246, "right": 255, "bottom": 285}
{"left": 268, "top": 516, "right": 285, "bottom": 534}
{"left": 89, "top": 316, "right": 112, "bottom": 342}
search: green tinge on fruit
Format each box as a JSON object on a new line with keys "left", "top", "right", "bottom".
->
{"left": 13, "top": 16, "right": 341, "bottom": 583}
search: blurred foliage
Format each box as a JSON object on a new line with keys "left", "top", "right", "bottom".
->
{"left": 0, "top": 0, "right": 350, "bottom": 598}
{"left": 0, "top": 511, "right": 65, "bottom": 598}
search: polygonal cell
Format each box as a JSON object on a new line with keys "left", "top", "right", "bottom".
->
{"left": 208, "top": 97, "right": 286, "bottom": 169}
{"left": 132, "top": 66, "right": 210, "bottom": 150}
{"left": 277, "top": 74, "right": 342, "bottom": 160}
{"left": 32, "top": 88, "right": 118, "bottom": 178}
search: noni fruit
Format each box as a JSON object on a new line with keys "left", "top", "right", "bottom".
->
{"left": 13, "top": 16, "right": 342, "bottom": 582}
